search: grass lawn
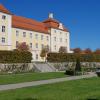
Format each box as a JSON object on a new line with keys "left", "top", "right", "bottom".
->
{"left": 0, "top": 77, "right": 100, "bottom": 100}
{"left": 0, "top": 72, "right": 66, "bottom": 85}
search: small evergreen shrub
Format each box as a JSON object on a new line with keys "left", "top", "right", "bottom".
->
{"left": 65, "top": 70, "right": 74, "bottom": 76}
{"left": 75, "top": 58, "right": 82, "bottom": 75}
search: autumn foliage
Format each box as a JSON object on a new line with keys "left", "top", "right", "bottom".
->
{"left": 17, "top": 42, "right": 29, "bottom": 51}
{"left": 59, "top": 46, "right": 67, "bottom": 53}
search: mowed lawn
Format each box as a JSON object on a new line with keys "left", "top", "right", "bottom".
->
{"left": 0, "top": 77, "right": 100, "bottom": 100}
{"left": 0, "top": 72, "right": 66, "bottom": 85}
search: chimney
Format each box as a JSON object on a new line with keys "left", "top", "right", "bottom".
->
{"left": 49, "top": 13, "right": 53, "bottom": 19}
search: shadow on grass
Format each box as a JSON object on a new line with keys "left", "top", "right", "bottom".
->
{"left": 87, "top": 98, "right": 99, "bottom": 100}
{"left": 16, "top": 98, "right": 38, "bottom": 100}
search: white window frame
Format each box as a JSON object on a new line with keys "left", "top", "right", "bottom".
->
{"left": 30, "top": 43, "right": 32, "bottom": 49}
{"left": 2, "top": 26, "right": 5, "bottom": 32}
{"left": 23, "top": 32, "right": 26, "bottom": 37}
{"left": 41, "top": 35, "right": 43, "bottom": 40}
{"left": 2, "top": 37, "right": 5, "bottom": 43}
{"left": 30, "top": 33, "right": 32, "bottom": 38}
{"left": 16, "top": 30, "right": 19, "bottom": 37}
{"left": 35, "top": 34, "right": 38, "bottom": 39}
{"left": 2, "top": 15, "right": 6, "bottom": 20}
{"left": 36, "top": 43, "right": 38, "bottom": 48}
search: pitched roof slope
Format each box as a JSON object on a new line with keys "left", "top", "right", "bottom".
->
{"left": 0, "top": 4, "right": 12, "bottom": 14}
{"left": 12, "top": 15, "right": 48, "bottom": 33}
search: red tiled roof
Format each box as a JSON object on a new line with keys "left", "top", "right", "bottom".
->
{"left": 0, "top": 4, "right": 68, "bottom": 33}
{"left": 12, "top": 15, "right": 49, "bottom": 33}
{"left": 43, "top": 18, "right": 59, "bottom": 24}
{"left": 0, "top": 4, "right": 12, "bottom": 15}
{"left": 43, "top": 18, "right": 68, "bottom": 32}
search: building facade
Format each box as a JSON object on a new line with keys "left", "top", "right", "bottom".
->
{"left": 0, "top": 4, "right": 72, "bottom": 61}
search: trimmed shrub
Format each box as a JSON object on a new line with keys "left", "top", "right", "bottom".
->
{"left": 0, "top": 50, "right": 32, "bottom": 63}
{"left": 47, "top": 53, "right": 100, "bottom": 62}
{"left": 65, "top": 70, "right": 74, "bottom": 76}
{"left": 96, "top": 71, "right": 100, "bottom": 77}
{"left": 75, "top": 58, "right": 81, "bottom": 72}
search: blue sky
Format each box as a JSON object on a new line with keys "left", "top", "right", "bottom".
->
{"left": 0, "top": 0, "right": 100, "bottom": 50}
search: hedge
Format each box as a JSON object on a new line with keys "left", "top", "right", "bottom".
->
{"left": 47, "top": 53, "right": 100, "bottom": 62}
{"left": 0, "top": 50, "right": 32, "bottom": 63}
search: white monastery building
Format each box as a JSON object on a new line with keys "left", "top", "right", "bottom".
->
{"left": 0, "top": 4, "right": 73, "bottom": 61}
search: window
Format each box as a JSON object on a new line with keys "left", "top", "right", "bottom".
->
{"left": 54, "top": 45, "right": 56, "bottom": 50}
{"left": 41, "top": 44, "right": 44, "bottom": 49}
{"left": 36, "top": 43, "right": 38, "bottom": 48}
{"left": 41, "top": 35, "right": 43, "bottom": 40}
{"left": 2, "top": 26, "right": 5, "bottom": 32}
{"left": 54, "top": 37, "right": 56, "bottom": 41}
{"left": 47, "top": 36, "right": 49, "bottom": 41}
{"left": 65, "top": 39, "right": 67, "bottom": 42}
{"left": 30, "top": 43, "right": 32, "bottom": 49}
{"left": 23, "top": 32, "right": 26, "bottom": 37}
{"left": 16, "top": 41, "right": 19, "bottom": 48}
{"left": 36, "top": 54, "right": 38, "bottom": 60}
{"left": 60, "top": 38, "right": 62, "bottom": 42}
{"left": 35, "top": 34, "right": 38, "bottom": 39}
{"left": 54, "top": 30, "right": 56, "bottom": 33}
{"left": 2, "top": 37, "right": 5, "bottom": 43}
{"left": 66, "top": 33, "right": 67, "bottom": 36}
{"left": 30, "top": 33, "right": 32, "bottom": 38}
{"left": 16, "top": 31, "right": 19, "bottom": 37}
{"left": 2, "top": 15, "right": 6, "bottom": 20}
{"left": 47, "top": 45, "right": 49, "bottom": 50}
{"left": 60, "top": 32, "right": 62, "bottom": 34}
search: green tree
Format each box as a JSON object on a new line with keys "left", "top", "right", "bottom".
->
{"left": 75, "top": 58, "right": 81, "bottom": 75}
{"left": 40, "top": 45, "right": 49, "bottom": 61}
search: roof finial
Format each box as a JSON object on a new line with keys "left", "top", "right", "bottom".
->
{"left": 49, "top": 13, "right": 53, "bottom": 19}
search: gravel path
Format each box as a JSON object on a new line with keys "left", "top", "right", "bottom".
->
{"left": 0, "top": 73, "right": 96, "bottom": 91}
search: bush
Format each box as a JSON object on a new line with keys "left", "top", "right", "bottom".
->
{"left": 65, "top": 70, "right": 74, "bottom": 76}
{"left": 47, "top": 53, "right": 100, "bottom": 62}
{"left": 96, "top": 71, "right": 100, "bottom": 77}
{"left": 75, "top": 58, "right": 81, "bottom": 72}
{"left": 0, "top": 50, "right": 32, "bottom": 63}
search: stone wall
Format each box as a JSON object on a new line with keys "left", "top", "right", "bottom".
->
{"left": 49, "top": 62, "right": 100, "bottom": 71}
{"left": 0, "top": 63, "right": 37, "bottom": 74}
{"left": 0, "top": 62, "right": 100, "bottom": 73}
